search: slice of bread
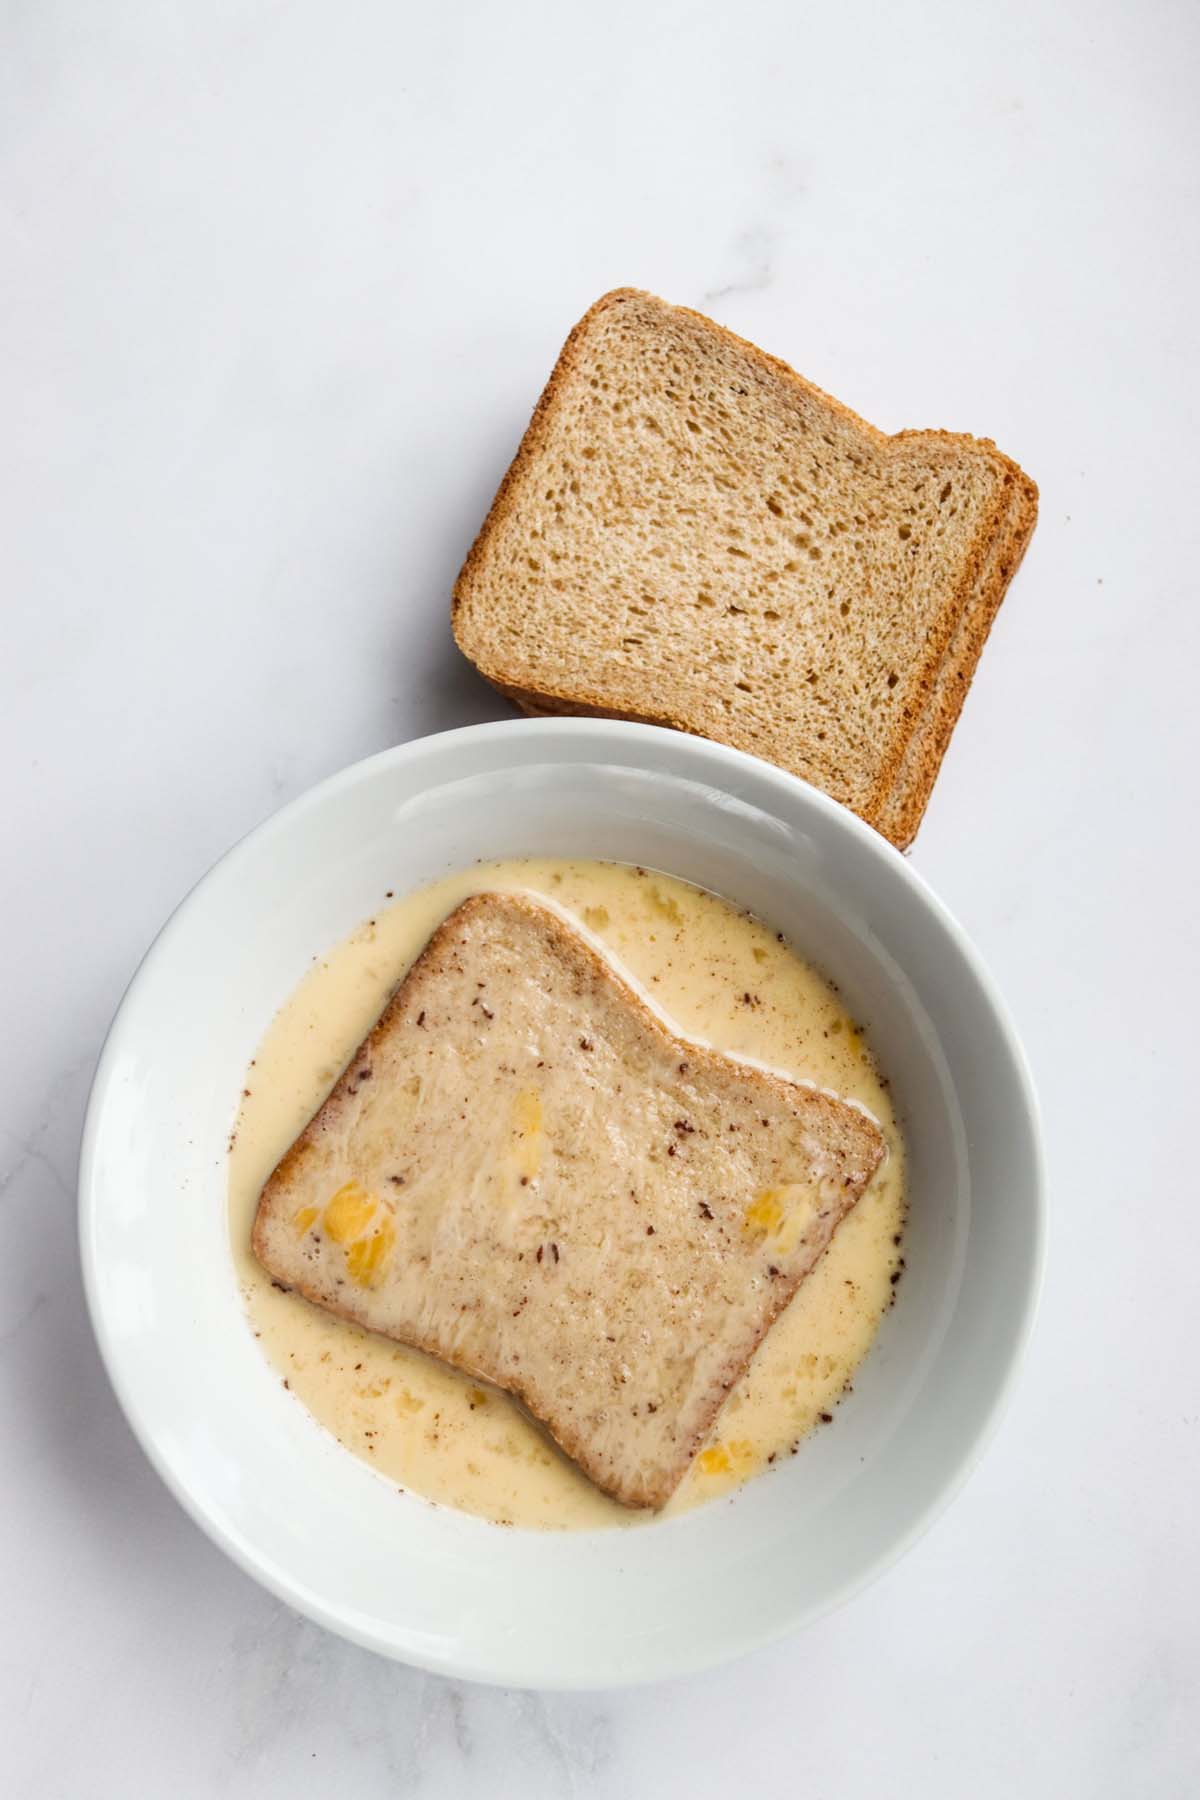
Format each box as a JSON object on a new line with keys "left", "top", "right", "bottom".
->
{"left": 252, "top": 892, "right": 885, "bottom": 1510}
{"left": 452, "top": 289, "right": 1037, "bottom": 848}
{"left": 873, "top": 473, "right": 1038, "bottom": 845}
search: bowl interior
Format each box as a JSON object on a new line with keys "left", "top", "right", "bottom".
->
{"left": 80, "top": 720, "right": 1042, "bottom": 1687}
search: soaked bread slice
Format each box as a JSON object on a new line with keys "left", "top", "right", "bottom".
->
{"left": 452, "top": 289, "right": 1037, "bottom": 848}
{"left": 252, "top": 892, "right": 885, "bottom": 1509}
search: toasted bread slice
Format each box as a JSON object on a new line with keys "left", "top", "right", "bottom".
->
{"left": 452, "top": 289, "right": 1037, "bottom": 849}
{"left": 252, "top": 892, "right": 885, "bottom": 1509}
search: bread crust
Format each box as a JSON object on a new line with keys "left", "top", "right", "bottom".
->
{"left": 874, "top": 475, "right": 1038, "bottom": 846}
{"left": 452, "top": 288, "right": 1037, "bottom": 847}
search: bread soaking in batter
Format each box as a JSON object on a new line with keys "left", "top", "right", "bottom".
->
{"left": 229, "top": 859, "right": 907, "bottom": 1528}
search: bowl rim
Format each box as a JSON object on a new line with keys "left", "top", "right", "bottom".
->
{"left": 78, "top": 717, "right": 1046, "bottom": 1686}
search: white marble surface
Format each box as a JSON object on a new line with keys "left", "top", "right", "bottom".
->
{"left": 3, "top": 1, "right": 1199, "bottom": 1793}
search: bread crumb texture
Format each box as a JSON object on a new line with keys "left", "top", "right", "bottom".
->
{"left": 252, "top": 891, "right": 884, "bottom": 1509}
{"left": 453, "top": 289, "right": 1037, "bottom": 847}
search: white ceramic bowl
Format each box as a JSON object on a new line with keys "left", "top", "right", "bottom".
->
{"left": 79, "top": 719, "right": 1043, "bottom": 1688}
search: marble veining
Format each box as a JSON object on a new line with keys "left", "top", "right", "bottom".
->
{"left": 702, "top": 224, "right": 779, "bottom": 305}
{"left": 4, "top": 1, "right": 1199, "bottom": 1794}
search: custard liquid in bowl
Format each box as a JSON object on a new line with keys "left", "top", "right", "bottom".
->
{"left": 79, "top": 719, "right": 1044, "bottom": 1688}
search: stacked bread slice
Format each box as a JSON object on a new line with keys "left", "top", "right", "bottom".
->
{"left": 453, "top": 289, "right": 1037, "bottom": 848}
